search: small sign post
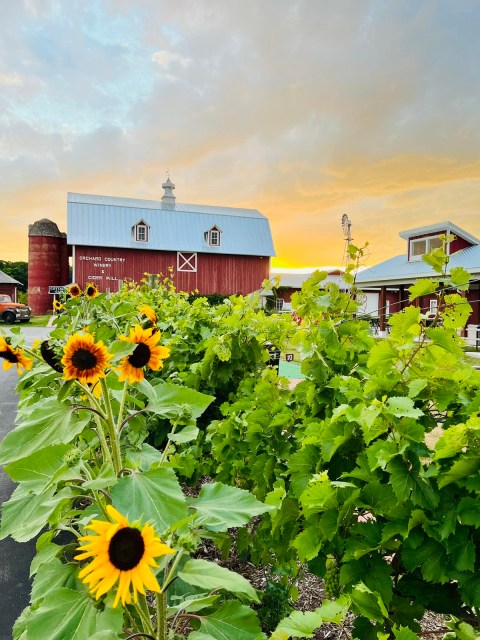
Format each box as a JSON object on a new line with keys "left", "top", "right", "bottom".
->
{"left": 286, "top": 353, "right": 294, "bottom": 362}
{"left": 48, "top": 286, "right": 65, "bottom": 295}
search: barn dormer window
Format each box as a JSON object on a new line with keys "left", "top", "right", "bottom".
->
{"left": 409, "top": 235, "right": 443, "bottom": 261}
{"left": 133, "top": 220, "right": 149, "bottom": 243}
{"left": 205, "top": 226, "right": 221, "bottom": 247}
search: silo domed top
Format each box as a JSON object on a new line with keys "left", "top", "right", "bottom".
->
{"left": 28, "top": 218, "right": 62, "bottom": 237}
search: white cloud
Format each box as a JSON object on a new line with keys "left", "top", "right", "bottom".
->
{"left": 152, "top": 50, "right": 191, "bottom": 70}
{"left": 0, "top": 72, "right": 23, "bottom": 86}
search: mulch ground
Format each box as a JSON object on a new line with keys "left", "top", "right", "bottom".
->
{"left": 193, "top": 535, "right": 450, "bottom": 639}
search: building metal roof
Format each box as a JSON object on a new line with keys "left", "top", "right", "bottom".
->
{"left": 357, "top": 244, "right": 480, "bottom": 287}
{"left": 398, "top": 221, "right": 480, "bottom": 245}
{"left": 357, "top": 221, "right": 480, "bottom": 288}
{"left": 0, "top": 269, "right": 21, "bottom": 285}
{"left": 67, "top": 193, "right": 276, "bottom": 257}
{"left": 271, "top": 269, "right": 345, "bottom": 289}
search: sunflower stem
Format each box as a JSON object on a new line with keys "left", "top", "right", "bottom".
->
{"left": 116, "top": 381, "right": 129, "bottom": 433}
{"left": 77, "top": 382, "right": 108, "bottom": 419}
{"left": 162, "top": 548, "right": 184, "bottom": 591}
{"left": 135, "top": 594, "right": 155, "bottom": 636}
{"left": 158, "top": 419, "right": 180, "bottom": 468}
{"left": 156, "top": 591, "right": 167, "bottom": 640}
{"left": 92, "top": 411, "right": 114, "bottom": 469}
{"left": 100, "top": 378, "right": 123, "bottom": 475}
{"left": 75, "top": 382, "right": 114, "bottom": 469}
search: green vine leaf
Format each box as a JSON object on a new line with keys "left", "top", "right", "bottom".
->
{"left": 387, "top": 458, "right": 439, "bottom": 509}
{"left": 408, "top": 279, "right": 438, "bottom": 302}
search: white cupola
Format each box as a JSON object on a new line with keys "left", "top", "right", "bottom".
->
{"left": 161, "top": 176, "right": 176, "bottom": 209}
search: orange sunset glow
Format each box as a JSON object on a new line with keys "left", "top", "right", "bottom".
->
{"left": 1, "top": 2, "right": 479, "bottom": 268}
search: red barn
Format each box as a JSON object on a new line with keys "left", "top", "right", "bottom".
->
{"left": 68, "top": 179, "right": 275, "bottom": 295}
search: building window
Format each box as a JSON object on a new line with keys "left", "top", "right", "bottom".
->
{"left": 133, "top": 220, "right": 149, "bottom": 242}
{"left": 276, "top": 298, "right": 284, "bottom": 311}
{"left": 177, "top": 252, "right": 197, "bottom": 272}
{"left": 429, "top": 299, "right": 438, "bottom": 314}
{"left": 409, "top": 235, "right": 443, "bottom": 261}
{"left": 205, "top": 226, "right": 222, "bottom": 247}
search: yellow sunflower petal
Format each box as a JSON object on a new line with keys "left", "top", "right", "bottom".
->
{"left": 114, "top": 570, "right": 132, "bottom": 607}
{"left": 76, "top": 506, "right": 175, "bottom": 607}
{"left": 92, "top": 568, "right": 120, "bottom": 600}
{"left": 138, "top": 561, "right": 161, "bottom": 593}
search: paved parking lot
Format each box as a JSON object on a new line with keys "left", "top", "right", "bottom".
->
{"left": 0, "top": 326, "right": 52, "bottom": 639}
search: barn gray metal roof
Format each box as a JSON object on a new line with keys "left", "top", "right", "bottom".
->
{"left": 67, "top": 193, "right": 276, "bottom": 257}
{"left": 357, "top": 244, "right": 480, "bottom": 287}
{"left": 0, "top": 269, "right": 21, "bottom": 285}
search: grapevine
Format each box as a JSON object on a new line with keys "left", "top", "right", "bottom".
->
{"left": 323, "top": 555, "right": 340, "bottom": 599}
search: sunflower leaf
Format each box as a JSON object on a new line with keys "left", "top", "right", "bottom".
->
{"left": 111, "top": 467, "right": 188, "bottom": 533}
{"left": 143, "top": 381, "right": 214, "bottom": 420}
{"left": 192, "top": 482, "right": 274, "bottom": 532}
{"left": 24, "top": 588, "right": 123, "bottom": 640}
{"left": 0, "top": 398, "right": 90, "bottom": 465}
{"left": 189, "top": 601, "right": 263, "bottom": 640}
{"left": 4, "top": 444, "right": 70, "bottom": 490}
{"left": 0, "top": 486, "right": 75, "bottom": 542}
{"left": 178, "top": 558, "right": 260, "bottom": 602}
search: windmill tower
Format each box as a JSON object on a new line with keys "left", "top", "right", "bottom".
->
{"left": 341, "top": 214, "right": 352, "bottom": 266}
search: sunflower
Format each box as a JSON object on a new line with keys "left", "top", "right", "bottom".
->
{"left": 62, "top": 333, "right": 112, "bottom": 385}
{"left": 0, "top": 336, "right": 33, "bottom": 374}
{"left": 117, "top": 325, "right": 170, "bottom": 383}
{"left": 53, "top": 299, "right": 64, "bottom": 312}
{"left": 67, "top": 284, "right": 82, "bottom": 298}
{"left": 137, "top": 303, "right": 157, "bottom": 324}
{"left": 75, "top": 505, "right": 174, "bottom": 607}
{"left": 85, "top": 283, "right": 99, "bottom": 299}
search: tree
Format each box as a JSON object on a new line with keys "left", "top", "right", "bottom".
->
{"left": 0, "top": 260, "right": 28, "bottom": 291}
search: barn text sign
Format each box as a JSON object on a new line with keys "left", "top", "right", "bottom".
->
{"left": 78, "top": 255, "right": 126, "bottom": 281}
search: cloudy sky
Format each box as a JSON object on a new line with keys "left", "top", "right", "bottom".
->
{"left": 1, "top": 0, "right": 479, "bottom": 268}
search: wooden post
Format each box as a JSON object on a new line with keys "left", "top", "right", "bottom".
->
{"left": 379, "top": 286, "right": 387, "bottom": 332}
{"left": 398, "top": 285, "right": 404, "bottom": 312}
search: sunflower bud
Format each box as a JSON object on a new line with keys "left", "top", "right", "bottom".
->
{"left": 63, "top": 447, "right": 82, "bottom": 467}
{"left": 40, "top": 340, "right": 64, "bottom": 373}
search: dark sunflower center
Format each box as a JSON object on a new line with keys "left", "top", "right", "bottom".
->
{"left": 108, "top": 527, "right": 145, "bottom": 570}
{"left": 129, "top": 343, "right": 151, "bottom": 368}
{"left": 86, "top": 286, "right": 95, "bottom": 296}
{"left": 71, "top": 348, "right": 98, "bottom": 370}
{"left": 0, "top": 349, "right": 18, "bottom": 364}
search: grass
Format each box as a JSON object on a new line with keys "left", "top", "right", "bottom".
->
{"left": 26, "top": 314, "right": 52, "bottom": 327}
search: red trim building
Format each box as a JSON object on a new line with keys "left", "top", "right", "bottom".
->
{"left": 0, "top": 269, "right": 22, "bottom": 302}
{"left": 356, "top": 222, "right": 480, "bottom": 339}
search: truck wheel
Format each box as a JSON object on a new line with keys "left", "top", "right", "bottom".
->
{"left": 3, "top": 312, "right": 16, "bottom": 324}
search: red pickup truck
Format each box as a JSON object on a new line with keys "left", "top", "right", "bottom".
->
{"left": 0, "top": 295, "right": 32, "bottom": 323}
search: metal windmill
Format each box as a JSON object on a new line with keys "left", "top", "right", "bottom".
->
{"left": 341, "top": 214, "right": 352, "bottom": 264}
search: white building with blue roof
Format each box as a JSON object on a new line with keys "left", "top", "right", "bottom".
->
{"left": 356, "top": 221, "right": 480, "bottom": 334}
